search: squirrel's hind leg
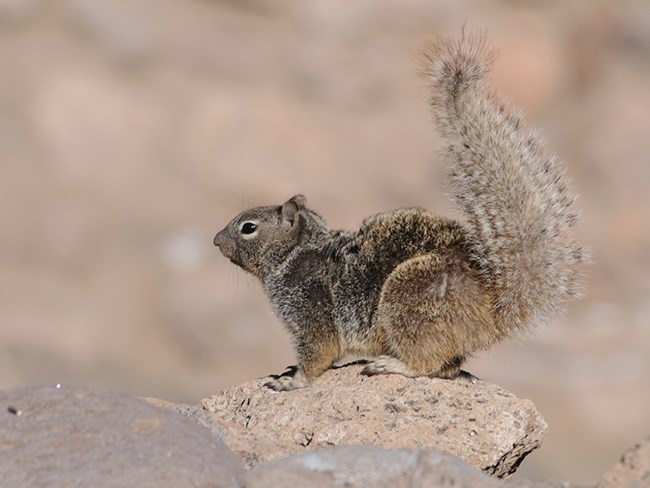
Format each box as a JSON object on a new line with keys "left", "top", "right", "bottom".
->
{"left": 363, "top": 253, "right": 491, "bottom": 379}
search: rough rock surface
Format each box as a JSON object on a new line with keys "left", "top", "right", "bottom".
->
{"left": 597, "top": 436, "right": 650, "bottom": 488}
{"left": 245, "top": 445, "right": 504, "bottom": 488}
{"left": 507, "top": 480, "right": 579, "bottom": 488}
{"left": 0, "top": 386, "right": 243, "bottom": 488}
{"left": 201, "top": 363, "right": 548, "bottom": 478}
{"left": 6, "top": 382, "right": 648, "bottom": 487}
{"left": 142, "top": 395, "right": 230, "bottom": 441}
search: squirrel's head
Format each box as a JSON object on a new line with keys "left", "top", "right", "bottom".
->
{"left": 214, "top": 194, "right": 326, "bottom": 279}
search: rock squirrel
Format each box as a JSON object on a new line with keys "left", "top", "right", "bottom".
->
{"left": 213, "top": 32, "right": 589, "bottom": 391}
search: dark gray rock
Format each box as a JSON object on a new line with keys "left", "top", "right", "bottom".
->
{"left": 506, "top": 479, "right": 577, "bottom": 488}
{"left": 0, "top": 386, "right": 243, "bottom": 487}
{"left": 142, "top": 395, "right": 231, "bottom": 444}
{"left": 245, "top": 445, "right": 504, "bottom": 488}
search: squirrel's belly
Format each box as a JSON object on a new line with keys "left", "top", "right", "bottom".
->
{"left": 341, "top": 333, "right": 386, "bottom": 357}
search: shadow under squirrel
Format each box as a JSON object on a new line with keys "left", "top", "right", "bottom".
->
{"left": 214, "top": 32, "right": 589, "bottom": 391}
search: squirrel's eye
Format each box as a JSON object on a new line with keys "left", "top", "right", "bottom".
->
{"left": 240, "top": 222, "right": 258, "bottom": 235}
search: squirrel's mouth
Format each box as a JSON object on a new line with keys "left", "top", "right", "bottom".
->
{"left": 221, "top": 247, "right": 245, "bottom": 270}
{"left": 216, "top": 246, "right": 242, "bottom": 268}
{"left": 228, "top": 255, "right": 243, "bottom": 268}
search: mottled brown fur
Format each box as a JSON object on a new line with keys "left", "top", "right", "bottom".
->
{"left": 213, "top": 32, "right": 588, "bottom": 391}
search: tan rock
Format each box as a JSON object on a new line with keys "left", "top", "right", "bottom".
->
{"left": 201, "top": 362, "right": 548, "bottom": 478}
{"left": 597, "top": 436, "right": 650, "bottom": 488}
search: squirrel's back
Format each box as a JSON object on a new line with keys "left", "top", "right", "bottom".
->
{"left": 422, "top": 31, "right": 589, "bottom": 334}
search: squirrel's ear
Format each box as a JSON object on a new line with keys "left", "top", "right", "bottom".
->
{"left": 281, "top": 195, "right": 306, "bottom": 227}
{"left": 289, "top": 194, "right": 307, "bottom": 207}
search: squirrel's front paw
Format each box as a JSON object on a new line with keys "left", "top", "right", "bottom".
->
{"left": 264, "top": 371, "right": 309, "bottom": 391}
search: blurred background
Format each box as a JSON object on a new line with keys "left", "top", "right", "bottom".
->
{"left": 1, "top": 0, "right": 649, "bottom": 484}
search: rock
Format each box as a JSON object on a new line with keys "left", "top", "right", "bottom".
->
{"left": 201, "top": 362, "right": 548, "bottom": 478}
{"left": 245, "top": 445, "right": 503, "bottom": 488}
{"left": 508, "top": 480, "right": 576, "bottom": 488}
{"left": 597, "top": 436, "right": 650, "bottom": 488}
{"left": 142, "top": 395, "right": 231, "bottom": 443}
{"left": 0, "top": 386, "right": 243, "bottom": 488}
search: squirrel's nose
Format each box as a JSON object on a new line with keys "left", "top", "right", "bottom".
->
{"left": 213, "top": 230, "right": 226, "bottom": 248}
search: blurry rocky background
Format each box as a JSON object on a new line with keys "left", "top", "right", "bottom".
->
{"left": 0, "top": 0, "right": 648, "bottom": 485}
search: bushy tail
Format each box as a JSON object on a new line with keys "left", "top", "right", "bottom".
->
{"left": 422, "top": 31, "right": 589, "bottom": 334}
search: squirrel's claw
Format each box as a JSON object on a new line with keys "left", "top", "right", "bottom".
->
{"left": 264, "top": 369, "right": 309, "bottom": 391}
